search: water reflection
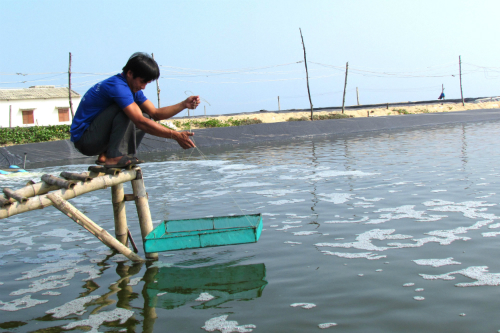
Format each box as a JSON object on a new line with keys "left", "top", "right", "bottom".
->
{"left": 144, "top": 262, "right": 268, "bottom": 310}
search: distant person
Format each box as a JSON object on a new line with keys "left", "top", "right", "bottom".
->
{"left": 70, "top": 52, "right": 200, "bottom": 168}
{"left": 438, "top": 92, "right": 445, "bottom": 100}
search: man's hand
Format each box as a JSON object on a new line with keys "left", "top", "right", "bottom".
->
{"left": 184, "top": 96, "right": 201, "bottom": 109}
{"left": 173, "top": 131, "right": 196, "bottom": 149}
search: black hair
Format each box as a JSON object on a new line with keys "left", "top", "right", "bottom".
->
{"left": 122, "top": 52, "right": 160, "bottom": 81}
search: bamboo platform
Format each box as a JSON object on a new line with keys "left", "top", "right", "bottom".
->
{"left": 0, "top": 165, "right": 158, "bottom": 262}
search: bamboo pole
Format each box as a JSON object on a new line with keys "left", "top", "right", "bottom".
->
{"left": 41, "top": 174, "right": 76, "bottom": 189}
{"left": 299, "top": 28, "right": 314, "bottom": 121}
{"left": 342, "top": 62, "right": 349, "bottom": 114}
{"left": 60, "top": 172, "right": 93, "bottom": 182}
{"left": 459, "top": 55, "right": 464, "bottom": 106}
{"left": 9, "top": 105, "right": 12, "bottom": 128}
{"left": 68, "top": 52, "right": 74, "bottom": 118}
{"left": 278, "top": 96, "right": 280, "bottom": 111}
{"left": 0, "top": 169, "right": 137, "bottom": 220}
{"left": 111, "top": 183, "right": 128, "bottom": 246}
{"left": 47, "top": 193, "right": 144, "bottom": 262}
{"left": 356, "top": 87, "right": 360, "bottom": 105}
{"left": 3, "top": 188, "right": 28, "bottom": 203}
{"left": 151, "top": 53, "right": 161, "bottom": 108}
{"left": 131, "top": 168, "right": 158, "bottom": 260}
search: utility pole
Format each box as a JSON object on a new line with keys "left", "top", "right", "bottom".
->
{"left": 68, "top": 52, "right": 74, "bottom": 119}
{"left": 342, "top": 62, "right": 349, "bottom": 114}
{"left": 151, "top": 53, "right": 161, "bottom": 108}
{"left": 459, "top": 55, "right": 464, "bottom": 106}
{"left": 299, "top": 28, "right": 314, "bottom": 121}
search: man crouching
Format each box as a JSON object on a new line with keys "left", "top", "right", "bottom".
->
{"left": 70, "top": 52, "right": 199, "bottom": 168}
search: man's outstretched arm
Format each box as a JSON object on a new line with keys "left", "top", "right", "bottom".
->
{"left": 140, "top": 96, "right": 200, "bottom": 121}
{"left": 122, "top": 102, "right": 195, "bottom": 149}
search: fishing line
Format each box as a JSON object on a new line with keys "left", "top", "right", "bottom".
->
{"left": 167, "top": 92, "right": 256, "bottom": 225}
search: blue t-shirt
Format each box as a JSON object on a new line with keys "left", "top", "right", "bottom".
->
{"left": 70, "top": 73, "right": 148, "bottom": 142}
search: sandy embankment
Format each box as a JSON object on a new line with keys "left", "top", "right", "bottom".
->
{"left": 165, "top": 101, "right": 500, "bottom": 129}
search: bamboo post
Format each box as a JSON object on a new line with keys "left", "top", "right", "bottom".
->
{"left": 459, "top": 55, "right": 464, "bottom": 106}
{"left": 47, "top": 193, "right": 145, "bottom": 262}
{"left": 111, "top": 183, "right": 128, "bottom": 246}
{"left": 41, "top": 174, "right": 76, "bottom": 189}
{"left": 342, "top": 62, "right": 349, "bottom": 114}
{"left": 356, "top": 87, "right": 360, "bottom": 105}
{"left": 9, "top": 105, "right": 12, "bottom": 128}
{"left": 131, "top": 168, "right": 158, "bottom": 260}
{"left": 60, "top": 171, "right": 93, "bottom": 182}
{"left": 68, "top": 52, "right": 74, "bottom": 119}
{"left": 278, "top": 96, "right": 281, "bottom": 111}
{"left": 151, "top": 53, "right": 161, "bottom": 108}
{"left": 0, "top": 169, "right": 137, "bottom": 220}
{"left": 3, "top": 188, "right": 28, "bottom": 203}
{"left": 299, "top": 28, "right": 314, "bottom": 121}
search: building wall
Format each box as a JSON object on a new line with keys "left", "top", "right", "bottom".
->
{"left": 0, "top": 97, "right": 81, "bottom": 127}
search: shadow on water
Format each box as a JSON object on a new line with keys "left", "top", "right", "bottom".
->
{"left": 143, "top": 261, "right": 268, "bottom": 310}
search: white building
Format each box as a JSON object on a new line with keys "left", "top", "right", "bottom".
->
{"left": 0, "top": 86, "right": 81, "bottom": 127}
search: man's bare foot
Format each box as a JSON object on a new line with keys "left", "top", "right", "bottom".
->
{"left": 97, "top": 152, "right": 107, "bottom": 164}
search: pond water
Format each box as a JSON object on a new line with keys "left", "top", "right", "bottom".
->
{"left": 1, "top": 120, "right": 500, "bottom": 332}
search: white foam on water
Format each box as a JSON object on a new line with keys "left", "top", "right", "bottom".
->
{"left": 282, "top": 221, "right": 302, "bottom": 224}
{"left": 41, "top": 229, "right": 93, "bottom": 243}
{"left": 198, "top": 190, "right": 232, "bottom": 198}
{"left": 356, "top": 197, "right": 384, "bottom": 202}
{"left": 157, "top": 292, "right": 167, "bottom": 296}
{"left": 317, "top": 193, "right": 354, "bottom": 204}
{"left": 248, "top": 189, "right": 304, "bottom": 197}
{"left": 268, "top": 199, "right": 305, "bottom": 205}
{"left": 262, "top": 213, "right": 279, "bottom": 216}
{"left": 376, "top": 269, "right": 383, "bottom": 272}
{"left": 316, "top": 229, "right": 412, "bottom": 252}
{"left": 412, "top": 258, "right": 461, "bottom": 267}
{"left": 284, "top": 241, "right": 302, "bottom": 245}
{"left": 292, "top": 231, "right": 318, "bottom": 236}
{"left": 403, "top": 283, "right": 415, "bottom": 287}
{"left": 46, "top": 295, "right": 100, "bottom": 318}
{"left": 325, "top": 216, "right": 369, "bottom": 224}
{"left": 11, "top": 265, "right": 100, "bottom": 296}
{"left": 319, "top": 323, "right": 337, "bottom": 329}
{"left": 413, "top": 296, "right": 425, "bottom": 301}
{"left": 482, "top": 232, "right": 500, "bottom": 237}
{"left": 276, "top": 225, "right": 302, "bottom": 231}
{"left": 415, "top": 288, "right": 424, "bottom": 292}
{"left": 196, "top": 292, "right": 215, "bottom": 301}
{"left": 0, "top": 236, "right": 37, "bottom": 246}
{"left": 0, "top": 295, "right": 48, "bottom": 311}
{"left": 431, "top": 190, "right": 447, "bottom": 193}
{"left": 232, "top": 182, "right": 273, "bottom": 188}
{"left": 488, "top": 223, "right": 500, "bottom": 229}
{"left": 62, "top": 308, "right": 134, "bottom": 333}
{"left": 127, "top": 277, "right": 142, "bottom": 286}
{"left": 420, "top": 266, "right": 500, "bottom": 287}
{"left": 371, "top": 205, "right": 446, "bottom": 224}
{"left": 291, "top": 303, "right": 316, "bottom": 309}
{"left": 202, "top": 314, "right": 256, "bottom": 333}
{"left": 269, "top": 225, "right": 279, "bottom": 228}
{"left": 321, "top": 251, "right": 387, "bottom": 260}
{"left": 42, "top": 291, "right": 61, "bottom": 296}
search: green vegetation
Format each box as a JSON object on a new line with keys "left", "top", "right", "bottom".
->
{"left": 0, "top": 125, "right": 70, "bottom": 146}
{"left": 393, "top": 108, "right": 411, "bottom": 115}
{"left": 287, "top": 113, "right": 352, "bottom": 122}
{"left": 171, "top": 117, "right": 263, "bottom": 130}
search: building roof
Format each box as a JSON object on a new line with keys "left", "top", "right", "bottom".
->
{"left": 0, "top": 86, "right": 81, "bottom": 101}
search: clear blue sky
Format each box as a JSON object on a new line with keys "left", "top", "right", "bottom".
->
{"left": 1, "top": 0, "right": 499, "bottom": 116}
